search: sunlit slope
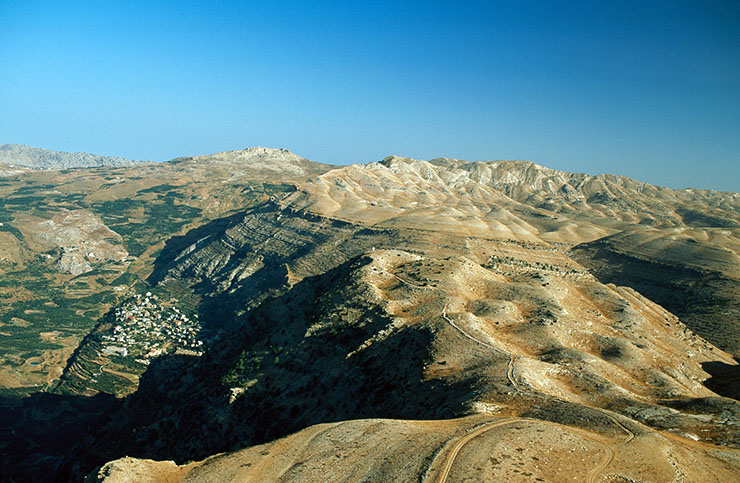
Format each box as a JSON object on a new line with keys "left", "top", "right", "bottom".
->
{"left": 78, "top": 198, "right": 739, "bottom": 479}
{"left": 4, "top": 149, "right": 739, "bottom": 481}
{"left": 287, "top": 156, "right": 740, "bottom": 244}
{"left": 283, "top": 155, "right": 740, "bottom": 356}
{"left": 94, "top": 415, "right": 740, "bottom": 483}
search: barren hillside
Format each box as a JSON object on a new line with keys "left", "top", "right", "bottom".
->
{"left": 2, "top": 149, "right": 739, "bottom": 482}
{"left": 70, "top": 155, "right": 740, "bottom": 482}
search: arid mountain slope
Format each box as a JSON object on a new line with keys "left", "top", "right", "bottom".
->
{"left": 289, "top": 155, "right": 740, "bottom": 242}
{"left": 572, "top": 229, "right": 740, "bottom": 356}
{"left": 170, "top": 146, "right": 335, "bottom": 178}
{"left": 2, "top": 148, "right": 739, "bottom": 481}
{"left": 94, "top": 416, "right": 740, "bottom": 483}
{"left": 75, "top": 160, "right": 739, "bottom": 481}
{"left": 286, "top": 155, "right": 740, "bottom": 355}
{"left": 440, "top": 158, "right": 740, "bottom": 228}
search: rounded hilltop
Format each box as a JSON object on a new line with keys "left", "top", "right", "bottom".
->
{"left": 191, "top": 146, "right": 298, "bottom": 160}
{"left": 167, "top": 146, "right": 334, "bottom": 177}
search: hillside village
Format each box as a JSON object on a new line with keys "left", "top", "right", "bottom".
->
{"left": 99, "top": 292, "right": 204, "bottom": 365}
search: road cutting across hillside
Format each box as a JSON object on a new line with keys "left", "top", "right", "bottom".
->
{"left": 424, "top": 417, "right": 622, "bottom": 483}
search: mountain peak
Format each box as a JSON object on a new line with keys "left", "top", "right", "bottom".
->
{"left": 219, "top": 146, "right": 297, "bottom": 157}
{"left": 379, "top": 155, "right": 421, "bottom": 165}
{"left": 185, "top": 146, "right": 305, "bottom": 163}
{"left": 170, "top": 146, "right": 334, "bottom": 177}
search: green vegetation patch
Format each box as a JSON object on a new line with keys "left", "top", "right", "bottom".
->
{"left": 0, "top": 223, "right": 24, "bottom": 241}
{"left": 137, "top": 184, "right": 180, "bottom": 194}
{"left": 262, "top": 182, "right": 297, "bottom": 193}
{"left": 92, "top": 196, "right": 203, "bottom": 256}
{"left": 2, "top": 195, "right": 48, "bottom": 206}
{"left": 0, "top": 207, "right": 14, "bottom": 223}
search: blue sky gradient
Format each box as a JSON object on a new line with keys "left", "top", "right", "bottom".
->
{"left": 1, "top": 1, "right": 738, "bottom": 191}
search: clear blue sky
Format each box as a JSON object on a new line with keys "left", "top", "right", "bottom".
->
{"left": 1, "top": 1, "right": 738, "bottom": 191}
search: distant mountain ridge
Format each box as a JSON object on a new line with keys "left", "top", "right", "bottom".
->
{"left": 0, "top": 143, "right": 144, "bottom": 169}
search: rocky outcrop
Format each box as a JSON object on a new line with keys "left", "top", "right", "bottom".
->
{"left": 35, "top": 210, "right": 128, "bottom": 275}
{"left": 86, "top": 457, "right": 182, "bottom": 483}
{"left": 34, "top": 210, "right": 128, "bottom": 275}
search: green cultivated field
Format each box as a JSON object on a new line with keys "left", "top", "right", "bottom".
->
{"left": 0, "top": 164, "right": 299, "bottom": 395}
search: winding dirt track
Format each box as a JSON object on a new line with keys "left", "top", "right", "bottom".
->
{"left": 506, "top": 354, "right": 518, "bottom": 391}
{"left": 427, "top": 417, "right": 629, "bottom": 483}
{"left": 586, "top": 444, "right": 615, "bottom": 483}
{"left": 442, "top": 301, "right": 519, "bottom": 390}
{"left": 441, "top": 301, "right": 500, "bottom": 353}
{"left": 601, "top": 411, "right": 635, "bottom": 443}
{"left": 585, "top": 410, "right": 635, "bottom": 482}
{"left": 391, "top": 268, "right": 520, "bottom": 391}
{"left": 430, "top": 419, "right": 522, "bottom": 483}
